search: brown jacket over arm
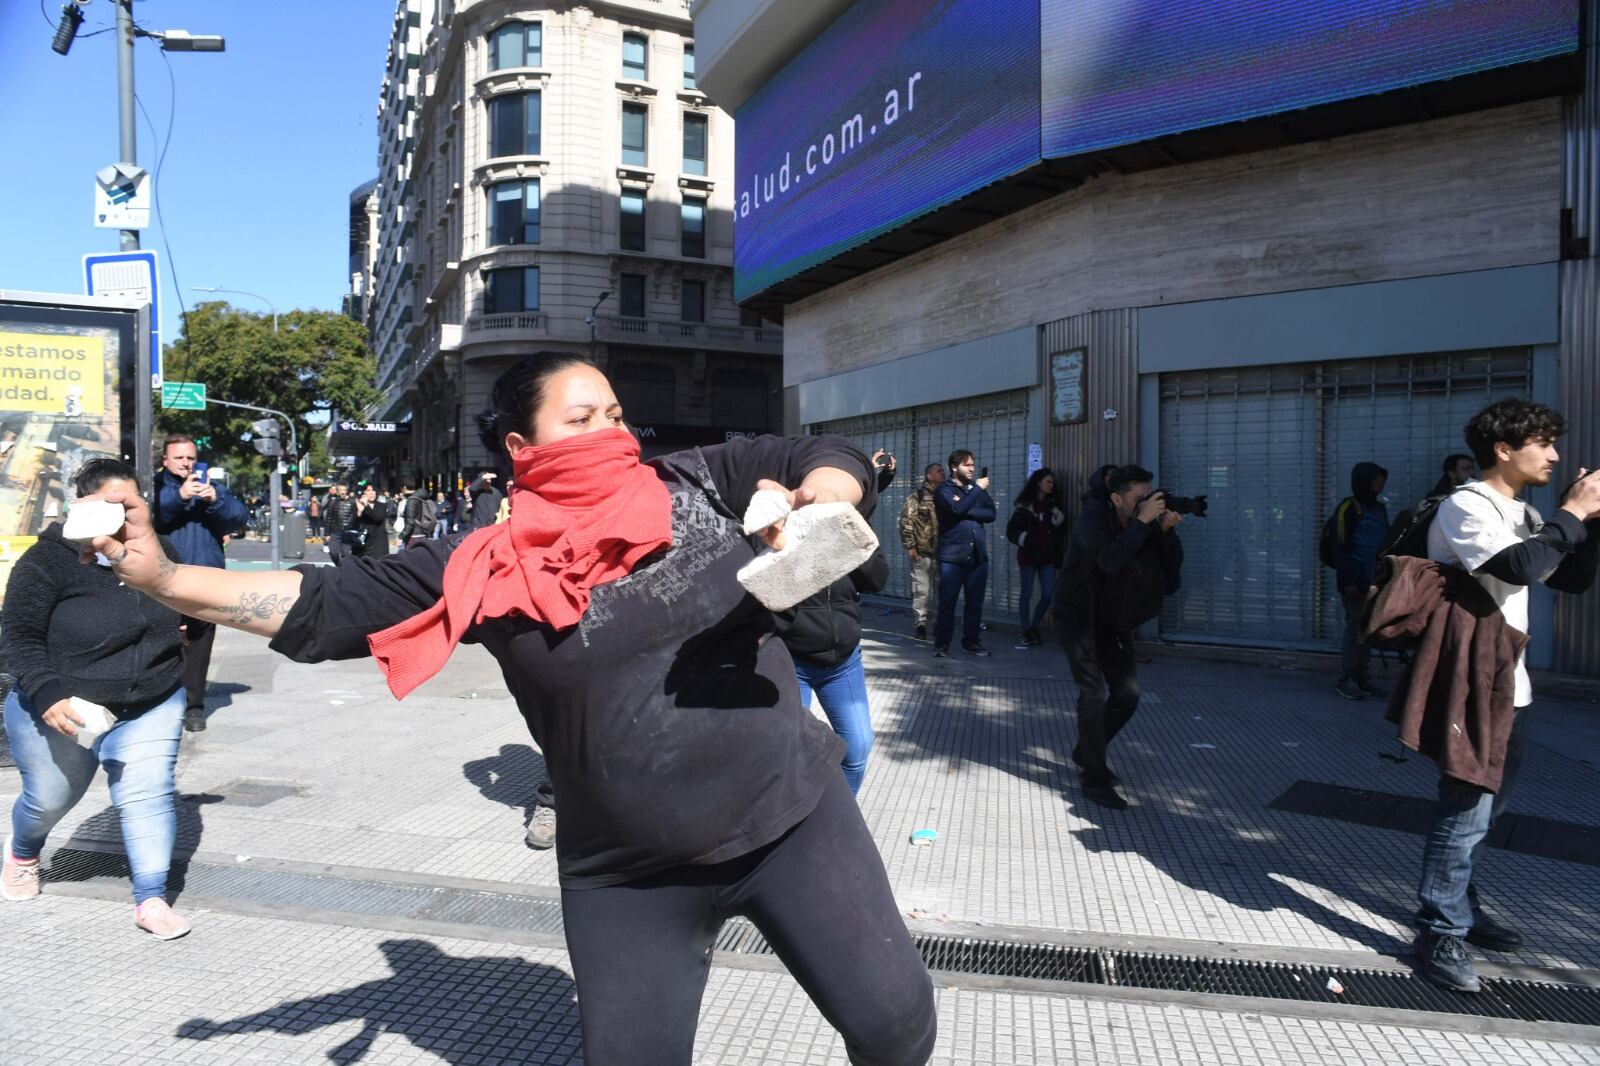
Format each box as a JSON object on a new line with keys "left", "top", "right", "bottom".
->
{"left": 1364, "top": 556, "right": 1528, "bottom": 793}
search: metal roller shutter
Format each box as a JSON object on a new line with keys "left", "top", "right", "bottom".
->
{"left": 814, "top": 388, "right": 1031, "bottom": 623}
{"left": 1158, "top": 349, "right": 1530, "bottom": 649}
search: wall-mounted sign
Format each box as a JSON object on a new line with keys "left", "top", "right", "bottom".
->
{"left": 1050, "top": 349, "right": 1086, "bottom": 425}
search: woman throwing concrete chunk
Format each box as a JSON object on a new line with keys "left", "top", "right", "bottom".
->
{"left": 82, "top": 354, "right": 936, "bottom": 1066}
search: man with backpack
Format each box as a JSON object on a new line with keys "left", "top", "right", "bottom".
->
{"left": 397, "top": 481, "right": 438, "bottom": 546}
{"left": 1322, "top": 462, "right": 1390, "bottom": 701}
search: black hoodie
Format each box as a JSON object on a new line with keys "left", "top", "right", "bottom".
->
{"left": 1, "top": 525, "right": 184, "bottom": 717}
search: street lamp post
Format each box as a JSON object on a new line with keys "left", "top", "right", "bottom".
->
{"left": 48, "top": 0, "right": 225, "bottom": 251}
{"left": 192, "top": 286, "right": 278, "bottom": 332}
{"left": 586, "top": 289, "right": 612, "bottom": 364}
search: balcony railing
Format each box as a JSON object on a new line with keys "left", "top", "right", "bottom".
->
{"left": 482, "top": 312, "right": 545, "bottom": 331}
{"left": 596, "top": 316, "right": 781, "bottom": 352}
{"left": 466, "top": 312, "right": 547, "bottom": 336}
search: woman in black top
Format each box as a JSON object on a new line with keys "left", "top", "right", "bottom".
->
{"left": 1006, "top": 468, "right": 1067, "bottom": 647}
{"left": 1, "top": 459, "right": 192, "bottom": 940}
{"left": 353, "top": 483, "right": 390, "bottom": 557}
{"left": 84, "top": 356, "right": 936, "bottom": 1065}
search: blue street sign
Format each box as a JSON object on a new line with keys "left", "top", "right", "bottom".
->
{"left": 84, "top": 249, "right": 162, "bottom": 386}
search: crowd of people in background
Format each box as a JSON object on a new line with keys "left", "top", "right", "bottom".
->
{"left": 4, "top": 392, "right": 1597, "bottom": 1023}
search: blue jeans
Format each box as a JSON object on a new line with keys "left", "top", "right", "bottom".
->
{"left": 5, "top": 687, "right": 184, "bottom": 903}
{"left": 1415, "top": 704, "right": 1530, "bottom": 939}
{"left": 795, "top": 647, "right": 872, "bottom": 794}
{"left": 1019, "top": 564, "right": 1054, "bottom": 631}
{"left": 935, "top": 557, "right": 989, "bottom": 649}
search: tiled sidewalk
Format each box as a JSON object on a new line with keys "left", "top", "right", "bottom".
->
{"left": 3, "top": 619, "right": 1599, "bottom": 1062}
{"left": 3, "top": 897, "right": 1594, "bottom": 1065}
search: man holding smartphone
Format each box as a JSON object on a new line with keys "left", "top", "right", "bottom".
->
{"left": 1411, "top": 401, "right": 1600, "bottom": 992}
{"left": 932, "top": 450, "right": 996, "bottom": 657}
{"left": 152, "top": 434, "right": 249, "bottom": 732}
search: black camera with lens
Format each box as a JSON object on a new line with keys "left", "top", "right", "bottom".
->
{"left": 1158, "top": 492, "right": 1208, "bottom": 518}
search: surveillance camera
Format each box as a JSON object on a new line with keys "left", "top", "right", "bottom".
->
{"left": 584, "top": 315, "right": 596, "bottom": 326}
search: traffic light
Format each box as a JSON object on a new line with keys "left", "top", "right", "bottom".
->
{"left": 251, "top": 417, "right": 282, "bottom": 457}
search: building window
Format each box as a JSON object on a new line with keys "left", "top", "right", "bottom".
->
{"left": 682, "top": 44, "right": 696, "bottom": 90}
{"left": 682, "top": 113, "right": 707, "bottom": 176}
{"left": 622, "top": 32, "right": 648, "bottom": 80}
{"left": 712, "top": 368, "right": 770, "bottom": 430}
{"left": 620, "top": 188, "right": 647, "bottom": 251}
{"left": 490, "top": 21, "right": 541, "bottom": 70}
{"left": 619, "top": 273, "right": 647, "bottom": 318}
{"left": 489, "top": 179, "right": 540, "bottom": 246}
{"left": 680, "top": 199, "right": 705, "bottom": 259}
{"left": 489, "top": 91, "right": 541, "bottom": 157}
{"left": 622, "top": 103, "right": 648, "bottom": 167}
{"left": 614, "top": 362, "right": 675, "bottom": 424}
{"left": 739, "top": 305, "right": 764, "bottom": 328}
{"left": 487, "top": 266, "right": 539, "bottom": 314}
{"left": 681, "top": 280, "right": 705, "bottom": 323}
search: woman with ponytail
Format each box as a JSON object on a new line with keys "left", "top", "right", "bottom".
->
{"left": 80, "top": 354, "right": 937, "bottom": 1066}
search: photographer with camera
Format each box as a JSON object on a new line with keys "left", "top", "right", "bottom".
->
{"left": 1053, "top": 465, "right": 1183, "bottom": 809}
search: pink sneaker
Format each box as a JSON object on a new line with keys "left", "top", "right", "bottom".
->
{"left": 134, "top": 898, "right": 192, "bottom": 940}
{"left": 2, "top": 836, "right": 40, "bottom": 902}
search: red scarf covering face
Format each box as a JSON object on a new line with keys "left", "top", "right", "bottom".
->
{"left": 368, "top": 427, "right": 672, "bottom": 698}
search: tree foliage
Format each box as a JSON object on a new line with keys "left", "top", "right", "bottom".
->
{"left": 159, "top": 303, "right": 379, "bottom": 490}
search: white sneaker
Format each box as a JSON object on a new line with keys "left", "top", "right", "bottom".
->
{"left": 2, "top": 836, "right": 41, "bottom": 902}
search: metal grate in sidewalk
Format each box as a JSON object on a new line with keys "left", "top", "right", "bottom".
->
{"left": 42, "top": 847, "right": 1600, "bottom": 1028}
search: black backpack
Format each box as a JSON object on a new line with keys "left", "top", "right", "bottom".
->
{"left": 1376, "top": 492, "right": 1449, "bottom": 561}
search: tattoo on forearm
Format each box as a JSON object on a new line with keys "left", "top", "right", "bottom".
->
{"left": 209, "top": 592, "right": 299, "bottom": 626}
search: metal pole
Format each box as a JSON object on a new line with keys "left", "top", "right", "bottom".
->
{"left": 269, "top": 465, "right": 282, "bottom": 572}
{"left": 115, "top": 0, "right": 139, "bottom": 252}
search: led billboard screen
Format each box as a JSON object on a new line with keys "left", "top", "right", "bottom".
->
{"left": 732, "top": 0, "right": 1041, "bottom": 302}
{"left": 1042, "top": 0, "right": 1580, "bottom": 160}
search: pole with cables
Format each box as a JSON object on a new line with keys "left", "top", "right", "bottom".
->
{"left": 115, "top": 0, "right": 138, "bottom": 251}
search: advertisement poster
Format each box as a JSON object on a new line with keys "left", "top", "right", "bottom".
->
{"left": 0, "top": 298, "right": 142, "bottom": 609}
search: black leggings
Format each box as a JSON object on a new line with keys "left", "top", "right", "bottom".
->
{"left": 561, "top": 773, "right": 937, "bottom": 1065}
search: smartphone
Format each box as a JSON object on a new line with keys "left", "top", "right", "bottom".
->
{"left": 980, "top": 467, "right": 988, "bottom": 478}
{"left": 193, "top": 462, "right": 209, "bottom": 484}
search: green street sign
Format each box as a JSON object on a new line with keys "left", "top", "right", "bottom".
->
{"left": 161, "top": 381, "right": 206, "bottom": 410}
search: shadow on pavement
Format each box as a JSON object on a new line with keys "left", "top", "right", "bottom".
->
{"left": 863, "top": 615, "right": 1423, "bottom": 957}
{"left": 202, "top": 681, "right": 252, "bottom": 711}
{"left": 462, "top": 743, "right": 549, "bottom": 824}
{"left": 49, "top": 792, "right": 224, "bottom": 897}
{"left": 175, "top": 939, "right": 581, "bottom": 1065}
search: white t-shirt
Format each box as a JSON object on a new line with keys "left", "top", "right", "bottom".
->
{"left": 1426, "top": 484, "right": 1537, "bottom": 707}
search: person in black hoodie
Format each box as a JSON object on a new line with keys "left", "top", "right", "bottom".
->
{"left": 0, "top": 459, "right": 192, "bottom": 939}
{"left": 1053, "top": 464, "right": 1183, "bottom": 810}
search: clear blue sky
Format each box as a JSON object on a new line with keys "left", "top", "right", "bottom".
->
{"left": 0, "top": 1, "right": 396, "bottom": 348}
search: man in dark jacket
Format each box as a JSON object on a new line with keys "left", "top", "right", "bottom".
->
{"left": 931, "top": 449, "right": 995, "bottom": 657}
{"left": 1328, "top": 461, "right": 1390, "bottom": 701}
{"left": 396, "top": 481, "right": 436, "bottom": 546}
{"left": 151, "top": 434, "right": 249, "bottom": 732}
{"left": 1407, "top": 400, "right": 1600, "bottom": 993}
{"left": 467, "top": 470, "right": 504, "bottom": 529}
{"left": 1053, "top": 464, "right": 1182, "bottom": 809}
{"left": 322, "top": 484, "right": 357, "bottom": 563}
